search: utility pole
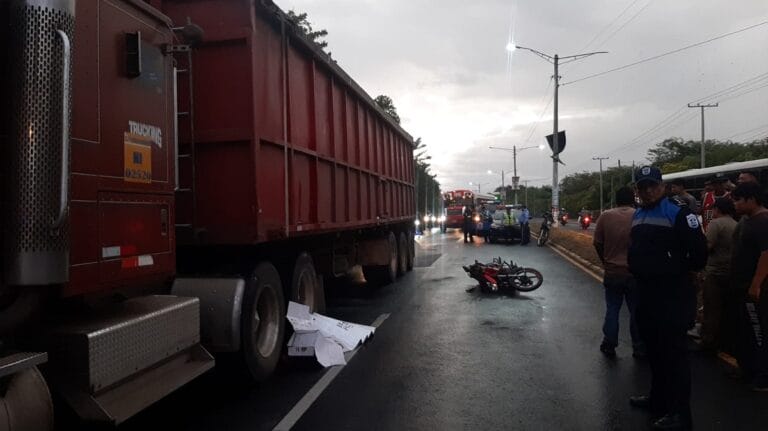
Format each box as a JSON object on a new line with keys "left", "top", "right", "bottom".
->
{"left": 511, "top": 46, "right": 606, "bottom": 225}
{"left": 593, "top": 156, "right": 609, "bottom": 213}
{"left": 688, "top": 103, "right": 718, "bottom": 169}
{"left": 489, "top": 145, "right": 543, "bottom": 205}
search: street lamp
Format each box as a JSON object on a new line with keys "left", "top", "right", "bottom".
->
{"left": 488, "top": 144, "right": 545, "bottom": 205}
{"left": 468, "top": 181, "right": 488, "bottom": 194}
{"left": 509, "top": 44, "right": 607, "bottom": 222}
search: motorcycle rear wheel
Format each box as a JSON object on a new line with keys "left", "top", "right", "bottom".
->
{"left": 513, "top": 268, "right": 543, "bottom": 292}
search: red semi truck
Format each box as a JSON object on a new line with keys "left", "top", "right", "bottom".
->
{"left": 0, "top": 0, "right": 415, "bottom": 428}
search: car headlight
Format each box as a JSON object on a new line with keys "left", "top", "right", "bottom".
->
{"left": 430, "top": 216, "right": 436, "bottom": 222}
{"left": 423, "top": 216, "right": 429, "bottom": 223}
{"left": 473, "top": 216, "right": 480, "bottom": 222}
{"left": 439, "top": 216, "right": 445, "bottom": 222}
{"left": 415, "top": 220, "right": 420, "bottom": 226}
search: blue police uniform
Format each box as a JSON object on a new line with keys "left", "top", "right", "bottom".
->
{"left": 628, "top": 195, "right": 707, "bottom": 426}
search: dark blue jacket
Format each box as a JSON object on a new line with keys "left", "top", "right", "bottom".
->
{"left": 628, "top": 197, "right": 707, "bottom": 280}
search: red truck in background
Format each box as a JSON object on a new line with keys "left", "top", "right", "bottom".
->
{"left": 442, "top": 190, "right": 496, "bottom": 231}
{"left": 0, "top": 0, "right": 415, "bottom": 429}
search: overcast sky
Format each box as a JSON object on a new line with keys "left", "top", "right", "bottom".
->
{"left": 279, "top": 0, "right": 768, "bottom": 192}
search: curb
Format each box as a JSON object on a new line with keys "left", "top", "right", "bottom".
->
{"left": 531, "top": 232, "right": 604, "bottom": 282}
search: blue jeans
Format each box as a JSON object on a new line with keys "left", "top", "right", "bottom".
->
{"left": 602, "top": 273, "right": 642, "bottom": 350}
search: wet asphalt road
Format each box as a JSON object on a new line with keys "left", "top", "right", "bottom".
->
{"left": 116, "top": 228, "right": 767, "bottom": 431}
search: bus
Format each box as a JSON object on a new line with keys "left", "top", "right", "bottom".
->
{"left": 442, "top": 190, "right": 499, "bottom": 231}
{"left": 663, "top": 158, "right": 768, "bottom": 196}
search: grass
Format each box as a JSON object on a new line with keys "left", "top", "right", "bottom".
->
{"left": 530, "top": 222, "right": 603, "bottom": 271}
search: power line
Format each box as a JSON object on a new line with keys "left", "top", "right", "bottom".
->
{"left": 587, "top": 71, "right": 768, "bottom": 162}
{"left": 561, "top": 20, "right": 768, "bottom": 86}
{"left": 524, "top": 91, "right": 554, "bottom": 143}
{"left": 592, "top": 0, "right": 653, "bottom": 51}
{"left": 726, "top": 122, "right": 768, "bottom": 140}
{"left": 576, "top": 0, "right": 644, "bottom": 53}
{"left": 690, "top": 71, "right": 768, "bottom": 104}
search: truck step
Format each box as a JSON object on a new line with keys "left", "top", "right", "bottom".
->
{"left": 46, "top": 296, "right": 214, "bottom": 424}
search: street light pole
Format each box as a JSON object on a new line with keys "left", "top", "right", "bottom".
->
{"left": 593, "top": 156, "right": 609, "bottom": 213}
{"left": 553, "top": 54, "right": 560, "bottom": 219}
{"left": 511, "top": 45, "right": 607, "bottom": 224}
{"left": 489, "top": 144, "right": 543, "bottom": 206}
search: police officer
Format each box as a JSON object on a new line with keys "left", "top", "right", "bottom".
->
{"left": 628, "top": 166, "right": 707, "bottom": 430}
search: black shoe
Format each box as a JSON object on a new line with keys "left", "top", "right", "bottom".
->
{"left": 629, "top": 395, "right": 652, "bottom": 409}
{"left": 600, "top": 343, "right": 616, "bottom": 358}
{"left": 652, "top": 414, "right": 690, "bottom": 430}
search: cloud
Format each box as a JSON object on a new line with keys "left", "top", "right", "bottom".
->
{"left": 279, "top": 0, "right": 768, "bottom": 192}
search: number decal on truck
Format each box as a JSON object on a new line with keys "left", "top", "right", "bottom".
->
{"left": 124, "top": 132, "right": 152, "bottom": 183}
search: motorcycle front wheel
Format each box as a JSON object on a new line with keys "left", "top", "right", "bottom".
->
{"left": 513, "top": 268, "right": 543, "bottom": 292}
{"left": 537, "top": 230, "right": 548, "bottom": 246}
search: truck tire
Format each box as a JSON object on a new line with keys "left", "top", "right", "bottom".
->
{"left": 241, "top": 262, "right": 285, "bottom": 382}
{"left": 397, "top": 232, "right": 408, "bottom": 276}
{"left": 363, "top": 231, "right": 397, "bottom": 286}
{"left": 0, "top": 366, "right": 54, "bottom": 431}
{"left": 290, "top": 253, "right": 325, "bottom": 313}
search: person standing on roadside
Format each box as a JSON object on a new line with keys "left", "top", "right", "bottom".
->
{"left": 730, "top": 182, "right": 768, "bottom": 392}
{"left": 722, "top": 171, "right": 761, "bottom": 355}
{"left": 627, "top": 166, "right": 707, "bottom": 430}
{"left": 702, "top": 177, "right": 730, "bottom": 231}
{"left": 593, "top": 187, "right": 643, "bottom": 358}
{"left": 462, "top": 205, "right": 475, "bottom": 243}
{"left": 669, "top": 178, "right": 699, "bottom": 214}
{"left": 700, "top": 198, "right": 737, "bottom": 351}
{"left": 738, "top": 171, "right": 759, "bottom": 185}
{"left": 519, "top": 205, "right": 530, "bottom": 245}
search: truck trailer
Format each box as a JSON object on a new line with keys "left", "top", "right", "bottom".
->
{"left": 0, "top": 0, "right": 415, "bottom": 428}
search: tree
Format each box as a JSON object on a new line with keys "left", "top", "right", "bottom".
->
{"left": 287, "top": 10, "right": 329, "bottom": 50}
{"left": 374, "top": 95, "right": 401, "bottom": 124}
{"left": 412, "top": 137, "right": 441, "bottom": 217}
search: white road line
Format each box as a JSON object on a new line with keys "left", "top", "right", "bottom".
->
{"left": 272, "top": 313, "right": 391, "bottom": 431}
{"left": 546, "top": 243, "right": 603, "bottom": 283}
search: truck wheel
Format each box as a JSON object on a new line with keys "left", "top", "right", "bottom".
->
{"left": 363, "top": 231, "right": 397, "bottom": 286}
{"left": 290, "top": 253, "right": 325, "bottom": 313}
{"left": 0, "top": 366, "right": 54, "bottom": 431}
{"left": 397, "top": 232, "right": 408, "bottom": 276}
{"left": 242, "top": 262, "right": 285, "bottom": 381}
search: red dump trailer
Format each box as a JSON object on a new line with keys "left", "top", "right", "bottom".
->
{"left": 0, "top": 0, "right": 414, "bottom": 428}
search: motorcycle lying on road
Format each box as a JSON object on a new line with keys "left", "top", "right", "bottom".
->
{"left": 463, "top": 257, "right": 544, "bottom": 293}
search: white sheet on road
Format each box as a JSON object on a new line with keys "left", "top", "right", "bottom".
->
{"left": 286, "top": 301, "right": 376, "bottom": 366}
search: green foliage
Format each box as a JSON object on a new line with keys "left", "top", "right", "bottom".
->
{"left": 374, "top": 95, "right": 401, "bottom": 124}
{"left": 413, "top": 137, "right": 441, "bottom": 216}
{"left": 648, "top": 138, "right": 768, "bottom": 173}
{"left": 287, "top": 10, "right": 329, "bottom": 50}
